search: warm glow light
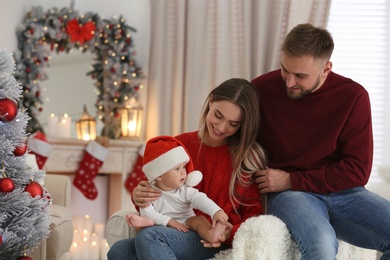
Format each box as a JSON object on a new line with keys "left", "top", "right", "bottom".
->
{"left": 120, "top": 100, "right": 143, "bottom": 140}
{"left": 127, "top": 120, "right": 137, "bottom": 136}
{"left": 82, "top": 133, "right": 91, "bottom": 141}
{"left": 76, "top": 106, "right": 96, "bottom": 140}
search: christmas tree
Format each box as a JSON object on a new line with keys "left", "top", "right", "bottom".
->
{"left": 0, "top": 50, "right": 50, "bottom": 259}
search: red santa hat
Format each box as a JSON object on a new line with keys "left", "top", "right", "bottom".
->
{"left": 142, "top": 136, "right": 202, "bottom": 186}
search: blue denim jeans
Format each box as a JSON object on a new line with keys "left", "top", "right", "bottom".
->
{"left": 107, "top": 226, "right": 229, "bottom": 260}
{"left": 268, "top": 187, "right": 390, "bottom": 260}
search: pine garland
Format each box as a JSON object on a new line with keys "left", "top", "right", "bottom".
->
{"left": 13, "top": 6, "right": 144, "bottom": 138}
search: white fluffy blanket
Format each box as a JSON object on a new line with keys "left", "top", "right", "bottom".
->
{"left": 212, "top": 215, "right": 377, "bottom": 260}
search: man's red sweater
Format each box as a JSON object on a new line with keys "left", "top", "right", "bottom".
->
{"left": 252, "top": 70, "right": 373, "bottom": 194}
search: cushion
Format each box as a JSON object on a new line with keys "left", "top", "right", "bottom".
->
{"left": 47, "top": 205, "right": 74, "bottom": 260}
{"left": 106, "top": 209, "right": 137, "bottom": 247}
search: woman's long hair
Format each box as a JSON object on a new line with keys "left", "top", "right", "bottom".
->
{"left": 198, "top": 78, "right": 267, "bottom": 211}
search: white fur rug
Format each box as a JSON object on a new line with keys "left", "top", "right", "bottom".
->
{"left": 212, "top": 215, "right": 378, "bottom": 260}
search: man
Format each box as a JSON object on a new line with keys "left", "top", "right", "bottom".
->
{"left": 252, "top": 23, "right": 390, "bottom": 259}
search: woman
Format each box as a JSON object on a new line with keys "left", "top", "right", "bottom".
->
{"left": 107, "top": 78, "right": 267, "bottom": 260}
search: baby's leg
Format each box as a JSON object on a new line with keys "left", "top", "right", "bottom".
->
{"left": 126, "top": 214, "right": 154, "bottom": 227}
{"left": 186, "top": 215, "right": 226, "bottom": 244}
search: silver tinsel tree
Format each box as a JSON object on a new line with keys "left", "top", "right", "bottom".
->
{"left": 0, "top": 50, "right": 50, "bottom": 259}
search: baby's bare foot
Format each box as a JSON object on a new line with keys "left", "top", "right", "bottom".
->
{"left": 205, "top": 222, "right": 226, "bottom": 244}
{"left": 127, "top": 214, "right": 154, "bottom": 227}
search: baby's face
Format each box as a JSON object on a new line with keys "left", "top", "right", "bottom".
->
{"left": 156, "top": 162, "right": 187, "bottom": 191}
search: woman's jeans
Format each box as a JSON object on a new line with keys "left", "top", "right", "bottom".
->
{"left": 107, "top": 226, "right": 229, "bottom": 260}
{"left": 268, "top": 187, "right": 390, "bottom": 260}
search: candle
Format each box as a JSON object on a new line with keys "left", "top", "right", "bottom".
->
{"left": 94, "top": 223, "right": 105, "bottom": 239}
{"left": 100, "top": 238, "right": 109, "bottom": 260}
{"left": 83, "top": 214, "right": 93, "bottom": 235}
{"left": 73, "top": 216, "right": 84, "bottom": 232}
{"left": 80, "top": 240, "right": 90, "bottom": 259}
{"left": 57, "top": 113, "right": 71, "bottom": 138}
{"left": 69, "top": 241, "right": 81, "bottom": 260}
{"left": 89, "top": 237, "right": 100, "bottom": 260}
{"left": 47, "top": 113, "right": 58, "bottom": 137}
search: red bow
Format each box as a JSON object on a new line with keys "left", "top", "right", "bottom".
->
{"left": 66, "top": 19, "right": 96, "bottom": 44}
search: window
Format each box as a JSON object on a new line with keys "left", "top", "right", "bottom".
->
{"left": 327, "top": 0, "right": 389, "bottom": 183}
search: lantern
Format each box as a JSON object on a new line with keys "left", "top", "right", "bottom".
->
{"left": 76, "top": 105, "right": 96, "bottom": 141}
{"left": 120, "top": 100, "right": 143, "bottom": 140}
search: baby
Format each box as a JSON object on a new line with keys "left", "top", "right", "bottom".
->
{"left": 126, "top": 135, "right": 228, "bottom": 244}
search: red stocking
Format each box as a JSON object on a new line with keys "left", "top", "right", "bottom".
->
{"left": 27, "top": 131, "right": 52, "bottom": 169}
{"left": 73, "top": 140, "right": 108, "bottom": 200}
{"left": 125, "top": 143, "right": 146, "bottom": 193}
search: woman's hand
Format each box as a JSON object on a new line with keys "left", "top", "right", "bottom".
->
{"left": 132, "top": 180, "right": 161, "bottom": 207}
{"left": 200, "top": 222, "right": 233, "bottom": 248}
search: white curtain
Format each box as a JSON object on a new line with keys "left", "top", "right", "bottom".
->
{"left": 144, "top": 0, "right": 331, "bottom": 139}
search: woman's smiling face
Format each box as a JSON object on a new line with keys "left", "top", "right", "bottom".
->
{"left": 205, "top": 100, "right": 242, "bottom": 147}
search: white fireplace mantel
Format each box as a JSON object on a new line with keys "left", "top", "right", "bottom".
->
{"left": 44, "top": 137, "right": 143, "bottom": 216}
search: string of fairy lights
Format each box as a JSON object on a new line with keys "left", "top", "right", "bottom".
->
{"left": 13, "top": 6, "right": 144, "bottom": 137}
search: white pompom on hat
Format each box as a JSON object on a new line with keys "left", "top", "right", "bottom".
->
{"left": 142, "top": 136, "right": 202, "bottom": 186}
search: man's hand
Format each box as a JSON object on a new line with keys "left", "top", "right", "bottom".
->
{"left": 255, "top": 167, "right": 291, "bottom": 193}
{"left": 132, "top": 180, "right": 161, "bottom": 207}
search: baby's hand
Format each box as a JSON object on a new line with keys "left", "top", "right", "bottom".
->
{"left": 212, "top": 210, "right": 229, "bottom": 227}
{"left": 167, "top": 219, "right": 189, "bottom": 232}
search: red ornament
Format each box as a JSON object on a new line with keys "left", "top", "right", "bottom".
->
{"left": 0, "top": 235, "right": 2, "bottom": 245}
{"left": 17, "top": 256, "right": 33, "bottom": 260}
{"left": 26, "top": 67, "right": 31, "bottom": 73}
{"left": 24, "top": 181, "right": 43, "bottom": 198}
{"left": 0, "top": 98, "right": 18, "bottom": 122}
{"left": 0, "top": 177, "right": 15, "bottom": 192}
{"left": 13, "top": 143, "right": 27, "bottom": 156}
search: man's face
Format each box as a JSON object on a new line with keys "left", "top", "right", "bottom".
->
{"left": 280, "top": 54, "right": 331, "bottom": 100}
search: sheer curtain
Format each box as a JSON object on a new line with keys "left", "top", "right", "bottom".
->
{"left": 144, "top": 0, "right": 331, "bottom": 139}
{"left": 327, "top": 0, "right": 389, "bottom": 182}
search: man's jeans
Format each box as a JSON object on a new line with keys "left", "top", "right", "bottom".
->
{"left": 268, "top": 187, "right": 390, "bottom": 260}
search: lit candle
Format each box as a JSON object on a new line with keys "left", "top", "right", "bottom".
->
{"left": 100, "top": 238, "right": 109, "bottom": 260}
{"left": 57, "top": 113, "right": 72, "bottom": 138}
{"left": 47, "top": 113, "right": 58, "bottom": 137}
{"left": 84, "top": 214, "right": 93, "bottom": 235}
{"left": 94, "top": 223, "right": 105, "bottom": 239}
{"left": 89, "top": 236, "right": 100, "bottom": 260}
{"left": 73, "top": 216, "right": 84, "bottom": 232}
{"left": 70, "top": 241, "right": 81, "bottom": 260}
{"left": 80, "top": 240, "right": 90, "bottom": 259}
{"left": 127, "top": 120, "right": 137, "bottom": 136}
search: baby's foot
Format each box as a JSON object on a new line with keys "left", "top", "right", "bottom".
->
{"left": 126, "top": 214, "right": 154, "bottom": 227}
{"left": 205, "top": 222, "right": 226, "bottom": 244}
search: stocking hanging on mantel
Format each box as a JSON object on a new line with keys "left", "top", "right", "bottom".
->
{"left": 125, "top": 143, "right": 146, "bottom": 194}
{"left": 73, "top": 138, "right": 109, "bottom": 200}
{"left": 27, "top": 131, "right": 52, "bottom": 169}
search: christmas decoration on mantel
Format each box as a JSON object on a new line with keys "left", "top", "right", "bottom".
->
{"left": 13, "top": 5, "right": 144, "bottom": 139}
{"left": 0, "top": 50, "right": 51, "bottom": 259}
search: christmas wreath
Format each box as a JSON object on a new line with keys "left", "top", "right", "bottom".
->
{"left": 13, "top": 6, "right": 144, "bottom": 138}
